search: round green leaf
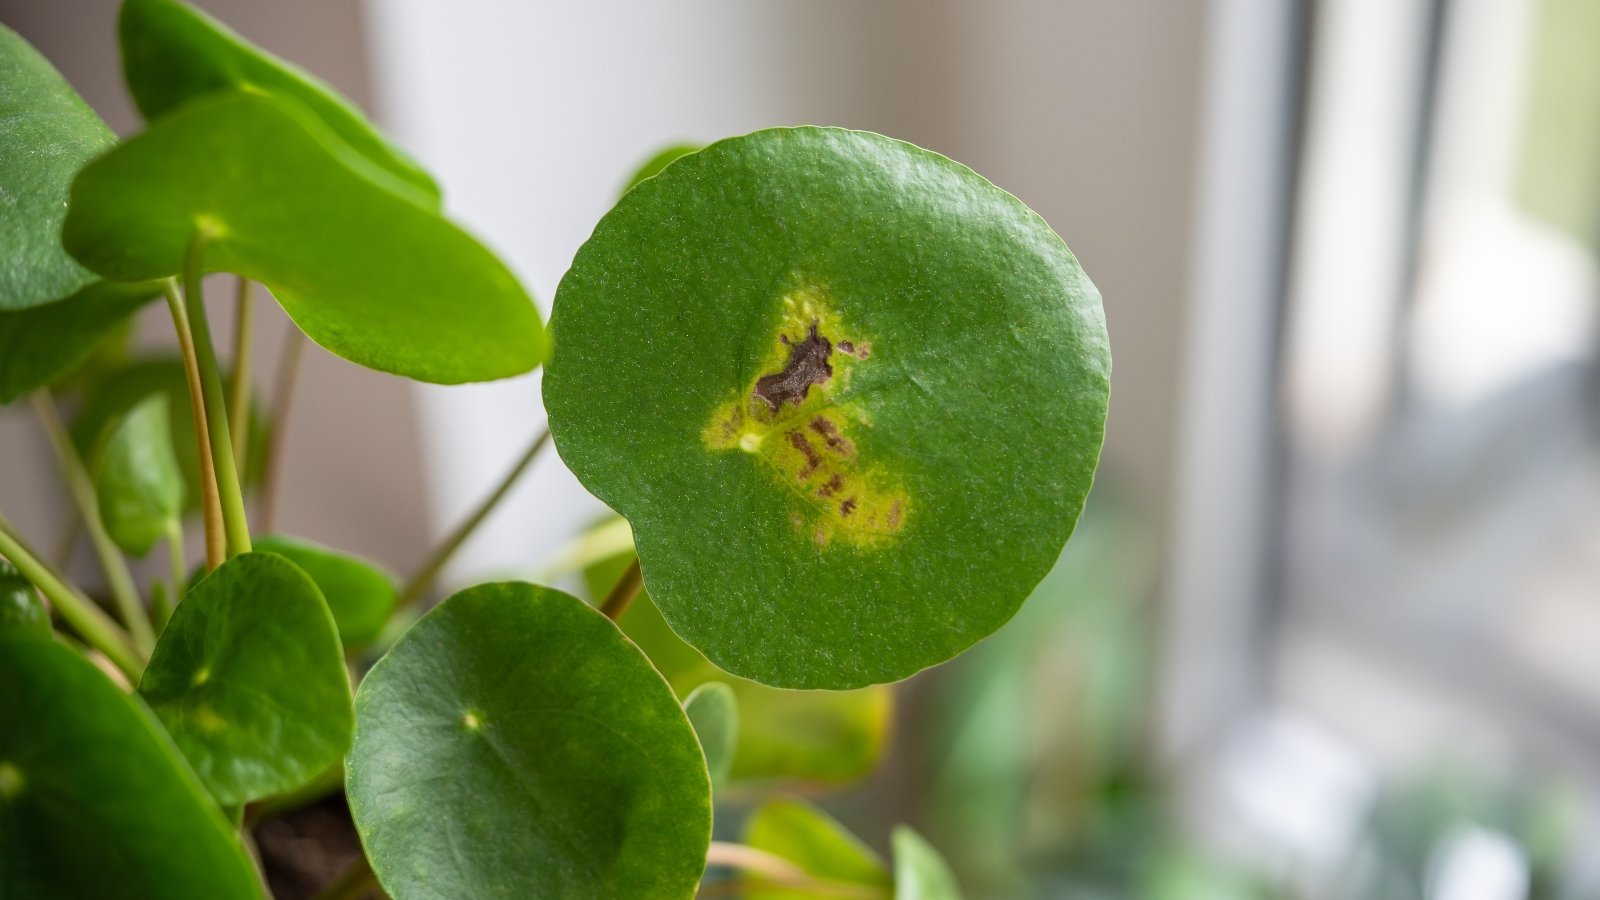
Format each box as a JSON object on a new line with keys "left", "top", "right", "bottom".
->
{"left": 0, "top": 281, "right": 158, "bottom": 404}
{"left": 118, "top": 0, "right": 440, "bottom": 206}
{"left": 94, "top": 394, "right": 184, "bottom": 557}
{"left": 891, "top": 827, "right": 963, "bottom": 900}
{"left": 63, "top": 90, "right": 545, "bottom": 384}
{"left": 683, "top": 682, "right": 737, "bottom": 792}
{"left": 544, "top": 127, "right": 1109, "bottom": 688}
{"left": 72, "top": 356, "right": 267, "bottom": 513}
{"left": 0, "top": 636, "right": 262, "bottom": 899}
{"left": 138, "top": 551, "right": 352, "bottom": 804}
{"left": 586, "top": 549, "right": 890, "bottom": 786}
{"left": 0, "top": 561, "right": 49, "bottom": 637}
{"left": 253, "top": 534, "right": 397, "bottom": 649}
{"left": 0, "top": 25, "right": 116, "bottom": 310}
{"left": 346, "top": 582, "right": 711, "bottom": 900}
{"left": 743, "top": 797, "right": 891, "bottom": 900}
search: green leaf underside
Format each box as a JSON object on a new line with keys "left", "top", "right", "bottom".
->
{"left": 139, "top": 551, "right": 352, "bottom": 805}
{"left": 545, "top": 127, "right": 1110, "bottom": 689}
{"left": 891, "top": 827, "right": 963, "bottom": 900}
{"left": 0, "top": 562, "right": 50, "bottom": 637}
{"left": 118, "top": 0, "right": 440, "bottom": 206}
{"left": 0, "top": 281, "right": 159, "bottom": 404}
{"left": 0, "top": 25, "right": 117, "bottom": 311}
{"left": 346, "top": 583, "right": 710, "bottom": 900}
{"left": 63, "top": 90, "right": 544, "bottom": 384}
{"left": 0, "top": 637, "right": 262, "bottom": 899}
{"left": 95, "top": 393, "right": 184, "bottom": 557}
{"left": 622, "top": 143, "right": 701, "bottom": 194}
{"left": 253, "top": 534, "right": 397, "bottom": 648}
{"left": 683, "top": 682, "right": 737, "bottom": 791}
{"left": 586, "top": 549, "right": 890, "bottom": 785}
{"left": 72, "top": 356, "right": 265, "bottom": 513}
{"left": 744, "top": 797, "right": 892, "bottom": 900}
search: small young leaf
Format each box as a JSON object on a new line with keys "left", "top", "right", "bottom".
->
{"left": 253, "top": 534, "right": 397, "bottom": 649}
{"left": 587, "top": 549, "right": 891, "bottom": 786}
{"left": 743, "top": 797, "right": 892, "bottom": 900}
{"left": 0, "top": 637, "right": 263, "bottom": 899}
{"left": 94, "top": 394, "right": 184, "bottom": 557}
{"left": 150, "top": 578, "right": 173, "bottom": 630}
{"left": 622, "top": 143, "right": 700, "bottom": 194}
{"left": 63, "top": 90, "right": 545, "bottom": 384}
{"left": 891, "top": 827, "right": 963, "bottom": 900}
{"left": 683, "top": 682, "right": 737, "bottom": 792}
{"left": 138, "top": 551, "right": 352, "bottom": 805}
{"left": 0, "top": 25, "right": 117, "bottom": 310}
{"left": 544, "top": 127, "right": 1110, "bottom": 688}
{"left": 71, "top": 357, "right": 267, "bottom": 513}
{"left": 118, "top": 0, "right": 440, "bottom": 206}
{"left": 0, "top": 281, "right": 158, "bottom": 404}
{"left": 346, "top": 583, "right": 710, "bottom": 900}
{"left": 0, "top": 561, "right": 50, "bottom": 637}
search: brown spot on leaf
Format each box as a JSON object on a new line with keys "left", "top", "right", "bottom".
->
{"left": 840, "top": 497, "right": 858, "bottom": 517}
{"left": 836, "top": 339, "right": 870, "bottom": 359}
{"left": 754, "top": 323, "right": 832, "bottom": 411}
{"left": 808, "top": 417, "right": 854, "bottom": 458}
{"left": 816, "top": 473, "right": 844, "bottom": 499}
{"left": 787, "top": 430, "right": 821, "bottom": 478}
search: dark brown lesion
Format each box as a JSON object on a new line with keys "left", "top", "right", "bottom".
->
{"left": 836, "top": 340, "right": 870, "bottom": 360}
{"left": 786, "top": 429, "right": 821, "bottom": 478}
{"left": 753, "top": 322, "right": 833, "bottom": 411}
{"left": 807, "top": 416, "right": 854, "bottom": 458}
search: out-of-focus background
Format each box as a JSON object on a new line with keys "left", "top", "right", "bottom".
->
{"left": 5, "top": 0, "right": 1600, "bottom": 896}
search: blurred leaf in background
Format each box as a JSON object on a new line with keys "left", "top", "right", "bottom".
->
{"left": 1347, "top": 763, "right": 1581, "bottom": 900}
{"left": 1516, "top": 0, "right": 1600, "bottom": 251}
{"left": 71, "top": 356, "right": 267, "bottom": 514}
{"left": 93, "top": 394, "right": 184, "bottom": 557}
{"left": 584, "top": 544, "right": 891, "bottom": 789}
{"left": 743, "top": 796, "right": 893, "bottom": 899}
{"left": 917, "top": 492, "right": 1204, "bottom": 899}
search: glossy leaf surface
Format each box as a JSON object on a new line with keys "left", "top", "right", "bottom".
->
{"left": 139, "top": 552, "right": 352, "bottom": 804}
{"left": 744, "top": 797, "right": 891, "bottom": 900}
{"left": 545, "top": 127, "right": 1109, "bottom": 688}
{"left": 253, "top": 535, "right": 396, "bottom": 649}
{"left": 0, "top": 25, "right": 116, "bottom": 310}
{"left": 683, "top": 681, "right": 737, "bottom": 791}
{"left": 346, "top": 582, "right": 710, "bottom": 900}
{"left": 586, "top": 550, "right": 890, "bottom": 786}
{"left": 0, "top": 637, "right": 262, "bottom": 899}
{"left": 94, "top": 394, "right": 184, "bottom": 557}
{"left": 63, "top": 90, "right": 544, "bottom": 383}
{"left": 0, "top": 281, "right": 157, "bottom": 404}
{"left": 891, "top": 827, "right": 963, "bottom": 900}
{"left": 118, "top": 0, "right": 439, "bottom": 205}
{"left": 0, "top": 562, "right": 49, "bottom": 637}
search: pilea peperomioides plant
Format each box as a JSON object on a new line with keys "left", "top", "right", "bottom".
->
{"left": 0, "top": 2, "right": 1109, "bottom": 899}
